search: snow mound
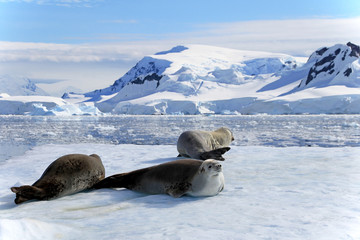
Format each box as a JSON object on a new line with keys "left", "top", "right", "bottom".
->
{"left": 0, "top": 218, "right": 81, "bottom": 240}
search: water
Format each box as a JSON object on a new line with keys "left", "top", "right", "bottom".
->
{"left": 1, "top": 115, "right": 360, "bottom": 162}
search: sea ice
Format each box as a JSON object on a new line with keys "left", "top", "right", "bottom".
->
{"left": 1, "top": 144, "right": 359, "bottom": 240}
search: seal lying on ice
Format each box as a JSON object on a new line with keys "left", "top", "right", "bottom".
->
{"left": 11, "top": 154, "right": 105, "bottom": 204}
{"left": 93, "top": 159, "right": 224, "bottom": 198}
{"left": 177, "top": 127, "right": 234, "bottom": 161}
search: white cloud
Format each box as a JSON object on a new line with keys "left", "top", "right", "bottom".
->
{"left": 1, "top": 18, "right": 359, "bottom": 64}
{"left": 0, "top": 41, "right": 159, "bottom": 62}
{"left": 182, "top": 17, "right": 360, "bottom": 56}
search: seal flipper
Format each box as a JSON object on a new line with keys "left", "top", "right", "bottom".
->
{"left": 166, "top": 182, "right": 192, "bottom": 198}
{"left": 199, "top": 147, "right": 231, "bottom": 161}
{"left": 92, "top": 174, "right": 126, "bottom": 189}
{"left": 11, "top": 186, "right": 46, "bottom": 204}
{"left": 167, "top": 189, "right": 186, "bottom": 198}
{"left": 93, "top": 168, "right": 148, "bottom": 189}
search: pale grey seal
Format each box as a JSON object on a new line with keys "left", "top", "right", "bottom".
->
{"left": 177, "top": 127, "right": 234, "bottom": 161}
{"left": 11, "top": 154, "right": 105, "bottom": 204}
{"left": 93, "top": 159, "right": 224, "bottom": 198}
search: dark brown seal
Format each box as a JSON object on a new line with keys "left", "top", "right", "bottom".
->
{"left": 11, "top": 154, "right": 105, "bottom": 204}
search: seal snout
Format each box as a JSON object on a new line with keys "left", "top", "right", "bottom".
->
{"left": 213, "top": 163, "right": 222, "bottom": 172}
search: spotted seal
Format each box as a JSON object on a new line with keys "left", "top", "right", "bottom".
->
{"left": 11, "top": 154, "right": 105, "bottom": 204}
{"left": 93, "top": 159, "right": 224, "bottom": 198}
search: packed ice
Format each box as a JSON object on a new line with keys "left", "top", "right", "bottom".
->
{"left": 1, "top": 144, "right": 360, "bottom": 240}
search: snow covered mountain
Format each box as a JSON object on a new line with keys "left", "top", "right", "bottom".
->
{"left": 0, "top": 75, "right": 48, "bottom": 96}
{"left": 68, "top": 44, "right": 301, "bottom": 114}
{"left": 301, "top": 42, "right": 360, "bottom": 88}
{"left": 2, "top": 43, "right": 359, "bottom": 115}
{"left": 65, "top": 42, "right": 360, "bottom": 115}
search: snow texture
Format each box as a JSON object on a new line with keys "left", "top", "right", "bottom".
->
{"left": 1, "top": 115, "right": 360, "bottom": 239}
{"left": 0, "top": 144, "right": 360, "bottom": 240}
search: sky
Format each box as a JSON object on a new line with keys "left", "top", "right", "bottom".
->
{"left": 0, "top": 0, "right": 360, "bottom": 95}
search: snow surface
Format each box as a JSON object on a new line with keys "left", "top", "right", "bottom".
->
{"left": 1, "top": 144, "right": 360, "bottom": 240}
{"left": 0, "top": 115, "right": 360, "bottom": 239}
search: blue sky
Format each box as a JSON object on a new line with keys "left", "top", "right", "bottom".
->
{"left": 1, "top": 0, "right": 360, "bottom": 44}
{"left": 0, "top": 0, "right": 360, "bottom": 95}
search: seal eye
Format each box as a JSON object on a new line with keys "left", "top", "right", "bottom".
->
{"left": 208, "top": 165, "right": 212, "bottom": 169}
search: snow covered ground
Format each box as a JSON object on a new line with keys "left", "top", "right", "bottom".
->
{"left": 0, "top": 115, "right": 360, "bottom": 240}
{"left": 1, "top": 144, "right": 360, "bottom": 240}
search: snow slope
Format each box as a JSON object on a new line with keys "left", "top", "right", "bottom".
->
{"left": 0, "top": 75, "right": 48, "bottom": 96}
{"left": 0, "top": 95, "right": 100, "bottom": 116}
{"left": 0, "top": 144, "right": 359, "bottom": 240}
{"left": 68, "top": 43, "right": 360, "bottom": 115}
